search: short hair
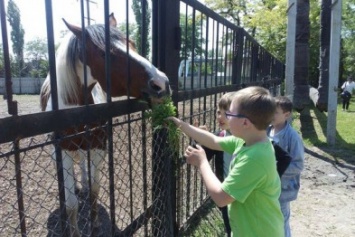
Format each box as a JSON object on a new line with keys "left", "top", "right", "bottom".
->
{"left": 218, "top": 92, "right": 238, "bottom": 110}
{"left": 232, "top": 86, "right": 276, "bottom": 130}
{"left": 275, "top": 96, "right": 293, "bottom": 113}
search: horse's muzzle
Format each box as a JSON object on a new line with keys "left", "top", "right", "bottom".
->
{"left": 144, "top": 80, "right": 171, "bottom": 98}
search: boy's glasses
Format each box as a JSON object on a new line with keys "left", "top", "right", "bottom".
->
{"left": 225, "top": 112, "right": 247, "bottom": 119}
{"left": 225, "top": 112, "right": 253, "bottom": 123}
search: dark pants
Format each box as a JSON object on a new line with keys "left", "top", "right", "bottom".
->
{"left": 341, "top": 91, "right": 351, "bottom": 110}
{"left": 204, "top": 139, "right": 231, "bottom": 236}
{"left": 220, "top": 206, "right": 231, "bottom": 237}
{"left": 342, "top": 96, "right": 351, "bottom": 110}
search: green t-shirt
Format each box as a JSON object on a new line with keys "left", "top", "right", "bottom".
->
{"left": 220, "top": 136, "right": 284, "bottom": 237}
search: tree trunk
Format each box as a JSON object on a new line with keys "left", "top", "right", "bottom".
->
{"left": 316, "top": 0, "right": 331, "bottom": 112}
{"left": 293, "top": 0, "right": 310, "bottom": 111}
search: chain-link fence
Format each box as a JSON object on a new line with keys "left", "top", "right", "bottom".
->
{"left": 0, "top": 0, "right": 283, "bottom": 236}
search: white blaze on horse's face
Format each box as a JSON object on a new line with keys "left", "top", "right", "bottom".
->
{"left": 76, "top": 61, "right": 97, "bottom": 87}
{"left": 116, "top": 40, "right": 171, "bottom": 97}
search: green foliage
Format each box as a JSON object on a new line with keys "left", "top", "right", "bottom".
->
{"left": 180, "top": 200, "right": 225, "bottom": 237}
{"left": 145, "top": 97, "right": 181, "bottom": 153}
{"left": 25, "top": 38, "right": 49, "bottom": 78}
{"left": 132, "top": 0, "right": 151, "bottom": 58}
{"left": 7, "top": 0, "right": 25, "bottom": 74}
{"left": 28, "top": 60, "right": 49, "bottom": 78}
{"left": 203, "top": 0, "right": 355, "bottom": 87}
{"left": 342, "top": 1, "right": 355, "bottom": 79}
{"left": 117, "top": 22, "right": 138, "bottom": 41}
{"left": 180, "top": 13, "right": 204, "bottom": 60}
{"left": 246, "top": 0, "right": 287, "bottom": 62}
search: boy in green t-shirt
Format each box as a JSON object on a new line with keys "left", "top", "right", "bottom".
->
{"left": 168, "top": 86, "right": 284, "bottom": 236}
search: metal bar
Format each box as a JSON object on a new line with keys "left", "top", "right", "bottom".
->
{"left": 0, "top": 99, "right": 147, "bottom": 144}
{"left": 14, "top": 142, "right": 27, "bottom": 236}
{"left": 44, "top": 0, "right": 69, "bottom": 236}
{"left": 0, "top": 0, "right": 17, "bottom": 115}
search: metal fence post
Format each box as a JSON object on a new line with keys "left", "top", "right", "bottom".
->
{"left": 151, "top": 0, "right": 180, "bottom": 236}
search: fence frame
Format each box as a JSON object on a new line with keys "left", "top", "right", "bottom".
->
{"left": 0, "top": 0, "right": 284, "bottom": 236}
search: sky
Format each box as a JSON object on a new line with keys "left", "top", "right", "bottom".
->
{"left": 2, "top": 0, "right": 134, "bottom": 44}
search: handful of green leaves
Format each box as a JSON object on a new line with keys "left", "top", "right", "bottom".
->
{"left": 145, "top": 97, "right": 181, "bottom": 153}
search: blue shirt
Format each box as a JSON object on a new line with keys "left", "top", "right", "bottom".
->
{"left": 267, "top": 121, "right": 304, "bottom": 202}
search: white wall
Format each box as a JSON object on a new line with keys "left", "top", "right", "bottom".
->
{"left": 0, "top": 78, "right": 45, "bottom": 94}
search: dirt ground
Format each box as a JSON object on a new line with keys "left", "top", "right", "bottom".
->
{"left": 291, "top": 146, "right": 355, "bottom": 237}
{"left": 1, "top": 95, "right": 355, "bottom": 237}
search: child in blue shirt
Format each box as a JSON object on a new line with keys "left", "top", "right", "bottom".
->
{"left": 267, "top": 96, "right": 304, "bottom": 237}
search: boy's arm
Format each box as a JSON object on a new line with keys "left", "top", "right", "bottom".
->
{"left": 284, "top": 134, "right": 304, "bottom": 177}
{"left": 198, "top": 160, "right": 234, "bottom": 207}
{"left": 168, "top": 117, "right": 223, "bottom": 151}
{"left": 186, "top": 145, "right": 234, "bottom": 207}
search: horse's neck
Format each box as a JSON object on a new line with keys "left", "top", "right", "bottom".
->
{"left": 56, "top": 36, "right": 99, "bottom": 106}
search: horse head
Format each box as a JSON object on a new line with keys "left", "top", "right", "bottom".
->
{"left": 62, "top": 17, "right": 171, "bottom": 103}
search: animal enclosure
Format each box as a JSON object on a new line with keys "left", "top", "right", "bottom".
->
{"left": 0, "top": 0, "right": 284, "bottom": 236}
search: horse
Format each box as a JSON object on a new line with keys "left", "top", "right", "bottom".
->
{"left": 40, "top": 13, "right": 171, "bottom": 237}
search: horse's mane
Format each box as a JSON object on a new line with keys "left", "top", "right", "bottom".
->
{"left": 84, "top": 24, "right": 135, "bottom": 53}
{"left": 40, "top": 76, "right": 50, "bottom": 111}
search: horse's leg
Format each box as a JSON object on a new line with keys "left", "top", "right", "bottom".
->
{"left": 62, "top": 150, "right": 80, "bottom": 237}
{"left": 89, "top": 148, "right": 105, "bottom": 229}
{"left": 79, "top": 152, "right": 89, "bottom": 191}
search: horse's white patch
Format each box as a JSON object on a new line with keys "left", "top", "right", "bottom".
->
{"left": 76, "top": 61, "right": 98, "bottom": 86}
{"left": 115, "top": 41, "right": 169, "bottom": 92}
{"left": 92, "top": 83, "right": 107, "bottom": 104}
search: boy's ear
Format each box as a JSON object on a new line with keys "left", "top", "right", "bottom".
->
{"left": 284, "top": 111, "right": 292, "bottom": 119}
{"left": 243, "top": 118, "right": 252, "bottom": 127}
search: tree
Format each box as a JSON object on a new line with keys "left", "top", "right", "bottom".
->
{"left": 204, "top": 0, "right": 247, "bottom": 27}
{"left": 180, "top": 13, "right": 204, "bottom": 60}
{"left": 132, "top": 0, "right": 151, "bottom": 58}
{"left": 342, "top": 1, "right": 355, "bottom": 80}
{"left": 313, "top": 0, "right": 331, "bottom": 112}
{"left": 7, "top": 0, "right": 25, "bottom": 77}
{"left": 117, "top": 22, "right": 137, "bottom": 40}
{"left": 292, "top": 0, "right": 310, "bottom": 111}
{"left": 25, "top": 38, "right": 49, "bottom": 78}
{"left": 246, "top": 0, "right": 288, "bottom": 62}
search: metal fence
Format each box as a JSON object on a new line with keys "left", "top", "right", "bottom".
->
{"left": 0, "top": 0, "right": 284, "bottom": 236}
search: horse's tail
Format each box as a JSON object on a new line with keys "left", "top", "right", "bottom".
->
{"left": 40, "top": 75, "right": 50, "bottom": 111}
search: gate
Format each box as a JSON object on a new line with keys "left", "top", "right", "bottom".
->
{"left": 0, "top": 0, "right": 284, "bottom": 236}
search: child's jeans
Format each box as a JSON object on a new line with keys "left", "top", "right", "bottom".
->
{"left": 280, "top": 201, "right": 291, "bottom": 237}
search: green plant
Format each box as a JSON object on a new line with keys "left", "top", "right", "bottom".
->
{"left": 145, "top": 97, "right": 181, "bottom": 153}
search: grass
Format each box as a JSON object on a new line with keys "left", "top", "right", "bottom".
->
{"left": 292, "top": 96, "right": 355, "bottom": 165}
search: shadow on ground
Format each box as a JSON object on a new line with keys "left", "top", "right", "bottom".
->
{"left": 47, "top": 191, "right": 121, "bottom": 237}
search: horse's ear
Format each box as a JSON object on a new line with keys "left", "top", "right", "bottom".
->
{"left": 109, "top": 12, "right": 117, "bottom": 27}
{"left": 62, "top": 18, "right": 83, "bottom": 39}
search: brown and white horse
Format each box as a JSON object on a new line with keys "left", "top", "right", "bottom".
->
{"left": 40, "top": 14, "right": 170, "bottom": 237}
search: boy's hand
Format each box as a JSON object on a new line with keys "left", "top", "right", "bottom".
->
{"left": 184, "top": 144, "right": 208, "bottom": 167}
{"left": 193, "top": 118, "right": 209, "bottom": 131}
{"left": 166, "top": 116, "right": 181, "bottom": 126}
{"left": 199, "top": 125, "right": 209, "bottom": 131}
